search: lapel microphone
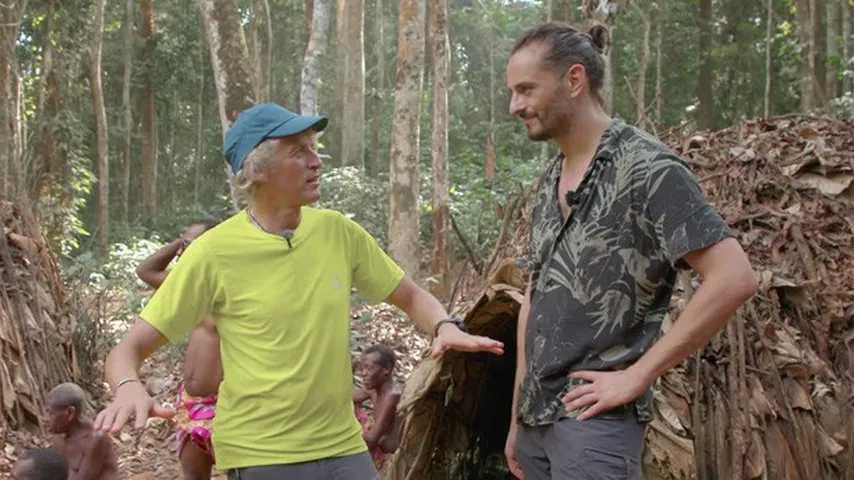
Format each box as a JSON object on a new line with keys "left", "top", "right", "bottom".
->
{"left": 282, "top": 230, "right": 294, "bottom": 249}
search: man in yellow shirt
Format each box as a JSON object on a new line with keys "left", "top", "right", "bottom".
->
{"left": 94, "top": 103, "right": 504, "bottom": 480}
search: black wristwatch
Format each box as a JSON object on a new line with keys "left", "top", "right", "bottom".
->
{"left": 433, "top": 316, "right": 465, "bottom": 339}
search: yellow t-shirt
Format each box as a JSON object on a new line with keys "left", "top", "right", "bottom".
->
{"left": 140, "top": 208, "right": 405, "bottom": 470}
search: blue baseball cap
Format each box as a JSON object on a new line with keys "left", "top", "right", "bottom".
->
{"left": 224, "top": 103, "right": 328, "bottom": 174}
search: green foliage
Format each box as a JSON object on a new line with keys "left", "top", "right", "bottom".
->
{"left": 317, "top": 166, "right": 389, "bottom": 246}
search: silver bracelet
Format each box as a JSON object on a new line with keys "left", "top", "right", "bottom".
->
{"left": 115, "top": 377, "right": 140, "bottom": 390}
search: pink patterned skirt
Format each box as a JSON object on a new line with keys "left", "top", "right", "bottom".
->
{"left": 175, "top": 384, "right": 217, "bottom": 459}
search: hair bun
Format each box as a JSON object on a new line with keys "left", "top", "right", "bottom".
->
{"left": 588, "top": 24, "right": 608, "bottom": 53}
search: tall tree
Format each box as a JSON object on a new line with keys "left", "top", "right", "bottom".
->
{"left": 301, "top": 0, "right": 331, "bottom": 116}
{"left": 388, "top": 0, "right": 425, "bottom": 275}
{"left": 552, "top": 0, "right": 575, "bottom": 22}
{"left": 632, "top": 1, "right": 652, "bottom": 128}
{"left": 120, "top": 0, "right": 133, "bottom": 224}
{"left": 844, "top": 0, "right": 851, "bottom": 93}
{"left": 814, "top": 0, "right": 828, "bottom": 104}
{"left": 198, "top": 0, "right": 257, "bottom": 135}
{"left": 0, "top": 0, "right": 27, "bottom": 199}
{"left": 765, "top": 0, "right": 773, "bottom": 117}
{"left": 369, "top": 0, "right": 386, "bottom": 174}
{"left": 140, "top": 0, "right": 158, "bottom": 219}
{"left": 89, "top": 0, "right": 108, "bottom": 257}
{"left": 826, "top": 0, "right": 841, "bottom": 99}
{"left": 795, "top": 0, "right": 826, "bottom": 110}
{"left": 340, "top": 0, "right": 366, "bottom": 168}
{"left": 697, "top": 0, "right": 715, "bottom": 129}
{"left": 430, "top": 0, "right": 450, "bottom": 296}
{"left": 247, "top": 0, "right": 273, "bottom": 102}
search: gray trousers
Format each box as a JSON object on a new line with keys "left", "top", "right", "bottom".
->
{"left": 226, "top": 452, "right": 378, "bottom": 480}
{"left": 516, "top": 413, "right": 645, "bottom": 480}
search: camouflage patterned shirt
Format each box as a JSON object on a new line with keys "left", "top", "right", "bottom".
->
{"left": 519, "top": 119, "right": 731, "bottom": 426}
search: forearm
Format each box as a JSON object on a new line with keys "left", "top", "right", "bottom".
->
{"left": 136, "top": 239, "right": 182, "bottom": 286}
{"left": 628, "top": 270, "right": 755, "bottom": 385}
{"left": 510, "top": 285, "right": 531, "bottom": 425}
{"left": 396, "top": 281, "right": 448, "bottom": 336}
{"left": 105, "top": 320, "right": 167, "bottom": 389}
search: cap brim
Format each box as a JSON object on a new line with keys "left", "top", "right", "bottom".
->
{"left": 267, "top": 115, "right": 328, "bottom": 138}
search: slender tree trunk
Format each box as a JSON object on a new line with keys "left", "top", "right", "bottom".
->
{"left": 341, "top": 0, "right": 366, "bottom": 168}
{"left": 430, "top": 0, "right": 450, "bottom": 296}
{"left": 634, "top": 3, "right": 651, "bottom": 128}
{"left": 796, "top": 0, "right": 821, "bottom": 110}
{"left": 301, "top": 0, "right": 330, "bottom": 116}
{"left": 697, "top": 0, "right": 714, "bottom": 129}
{"left": 814, "top": 0, "right": 828, "bottom": 105}
{"left": 844, "top": 0, "right": 851, "bottom": 93}
{"left": 765, "top": 0, "right": 773, "bottom": 117}
{"left": 552, "top": 0, "right": 574, "bottom": 22}
{"left": 194, "top": 46, "right": 205, "bottom": 206}
{"left": 198, "top": 0, "right": 257, "bottom": 135}
{"left": 121, "top": 0, "right": 133, "bottom": 224}
{"left": 827, "top": 0, "right": 841, "bottom": 99}
{"left": 0, "top": 1, "right": 27, "bottom": 199}
{"left": 388, "top": 0, "right": 425, "bottom": 276}
{"left": 487, "top": 33, "right": 497, "bottom": 182}
{"left": 140, "top": 0, "right": 158, "bottom": 219}
{"left": 263, "top": 0, "right": 272, "bottom": 101}
{"left": 90, "top": 0, "right": 109, "bottom": 257}
{"left": 369, "top": 0, "right": 386, "bottom": 175}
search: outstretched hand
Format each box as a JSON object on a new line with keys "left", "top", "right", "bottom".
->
{"left": 431, "top": 323, "right": 504, "bottom": 358}
{"left": 94, "top": 382, "right": 175, "bottom": 433}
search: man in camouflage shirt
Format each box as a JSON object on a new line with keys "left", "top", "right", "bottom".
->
{"left": 503, "top": 23, "right": 758, "bottom": 480}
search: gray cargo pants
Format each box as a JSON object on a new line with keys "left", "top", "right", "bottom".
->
{"left": 516, "top": 411, "right": 645, "bottom": 480}
{"left": 226, "top": 452, "right": 378, "bottom": 480}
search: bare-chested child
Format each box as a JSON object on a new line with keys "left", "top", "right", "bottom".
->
{"left": 353, "top": 344, "right": 402, "bottom": 470}
{"left": 11, "top": 448, "right": 68, "bottom": 480}
{"left": 45, "top": 383, "right": 118, "bottom": 480}
{"left": 136, "top": 221, "right": 222, "bottom": 480}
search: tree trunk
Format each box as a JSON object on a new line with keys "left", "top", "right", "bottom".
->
{"left": 765, "top": 0, "right": 773, "bottom": 117}
{"left": 0, "top": 1, "right": 27, "bottom": 199}
{"left": 814, "top": 0, "right": 828, "bottom": 105}
{"left": 388, "top": 0, "right": 425, "bottom": 276}
{"left": 369, "top": 0, "right": 386, "bottom": 175}
{"left": 90, "top": 0, "right": 109, "bottom": 258}
{"left": 194, "top": 45, "right": 205, "bottom": 206}
{"left": 341, "top": 0, "right": 366, "bottom": 169}
{"left": 263, "top": 0, "right": 272, "bottom": 102}
{"left": 697, "top": 0, "right": 715, "bottom": 129}
{"left": 826, "top": 0, "right": 841, "bottom": 100}
{"left": 430, "top": 0, "right": 450, "bottom": 297}
{"left": 140, "top": 0, "right": 158, "bottom": 219}
{"left": 301, "top": 0, "right": 331, "bottom": 116}
{"left": 120, "top": 0, "right": 133, "bottom": 225}
{"left": 796, "top": 0, "right": 818, "bottom": 110}
{"left": 844, "top": 0, "right": 851, "bottom": 94}
{"left": 634, "top": 2, "right": 651, "bottom": 128}
{"left": 552, "top": 0, "right": 574, "bottom": 23}
{"left": 198, "top": 0, "right": 257, "bottom": 135}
